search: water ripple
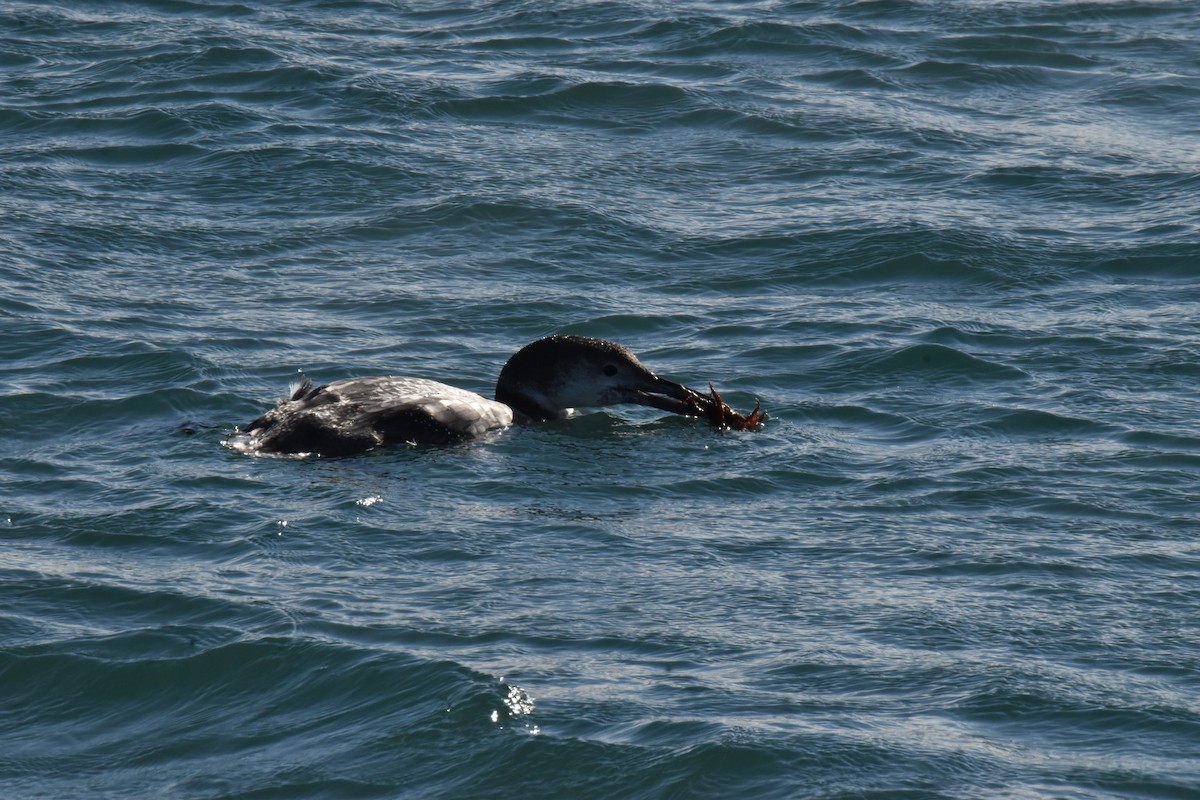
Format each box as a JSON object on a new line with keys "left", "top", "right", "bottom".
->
{"left": 3, "top": 0, "right": 1199, "bottom": 797}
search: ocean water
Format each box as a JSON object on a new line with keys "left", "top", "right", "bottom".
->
{"left": 2, "top": 0, "right": 1199, "bottom": 797}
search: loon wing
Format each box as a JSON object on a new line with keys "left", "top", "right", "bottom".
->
{"left": 243, "top": 377, "right": 513, "bottom": 456}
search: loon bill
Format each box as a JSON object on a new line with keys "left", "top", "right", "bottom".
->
{"left": 226, "top": 335, "right": 758, "bottom": 457}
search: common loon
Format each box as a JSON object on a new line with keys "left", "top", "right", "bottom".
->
{"left": 230, "top": 335, "right": 707, "bottom": 457}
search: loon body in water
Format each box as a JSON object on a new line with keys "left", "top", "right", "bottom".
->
{"left": 232, "top": 335, "right": 703, "bottom": 457}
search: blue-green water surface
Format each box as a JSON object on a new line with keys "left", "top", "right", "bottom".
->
{"left": 2, "top": 1, "right": 1199, "bottom": 797}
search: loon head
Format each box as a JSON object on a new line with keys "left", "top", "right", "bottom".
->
{"left": 494, "top": 335, "right": 700, "bottom": 422}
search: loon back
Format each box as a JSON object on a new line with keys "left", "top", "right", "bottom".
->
{"left": 238, "top": 376, "right": 513, "bottom": 456}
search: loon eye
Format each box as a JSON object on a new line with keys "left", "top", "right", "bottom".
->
{"left": 603, "top": 364, "right": 618, "bottom": 377}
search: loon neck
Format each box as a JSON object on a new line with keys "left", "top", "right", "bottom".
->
{"left": 494, "top": 384, "right": 555, "bottom": 423}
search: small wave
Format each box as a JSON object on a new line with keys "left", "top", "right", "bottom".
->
{"left": 932, "top": 34, "right": 1103, "bottom": 70}
{"left": 56, "top": 142, "right": 208, "bottom": 167}
{"left": 668, "top": 227, "right": 1036, "bottom": 291}
{"left": 829, "top": 250, "right": 1012, "bottom": 287}
{"left": 464, "top": 35, "right": 578, "bottom": 53}
{"left": 919, "top": 327, "right": 1144, "bottom": 359}
{"left": 665, "top": 20, "right": 890, "bottom": 66}
{"left": 890, "top": 59, "right": 1074, "bottom": 90}
{"left": 663, "top": 475, "right": 778, "bottom": 498}
{"left": 1118, "top": 430, "right": 1200, "bottom": 455}
{"left": 1084, "top": 241, "right": 1200, "bottom": 280}
{"left": 343, "top": 196, "right": 648, "bottom": 245}
{"left": 802, "top": 68, "right": 898, "bottom": 90}
{"left": 1097, "top": 77, "right": 1200, "bottom": 114}
{"left": 0, "top": 51, "right": 39, "bottom": 69}
{"left": 855, "top": 344, "right": 1029, "bottom": 384}
{"left": 588, "top": 58, "right": 736, "bottom": 82}
{"left": 19, "top": 107, "right": 199, "bottom": 142}
{"left": 953, "top": 673, "right": 1196, "bottom": 742}
{"left": 433, "top": 79, "right": 694, "bottom": 128}
{"left": 798, "top": 403, "right": 943, "bottom": 445}
{"left": 97, "top": 0, "right": 257, "bottom": 17}
{"left": 1023, "top": 2, "right": 1196, "bottom": 25}
{"left": 966, "top": 408, "right": 1119, "bottom": 439}
{"left": 663, "top": 107, "right": 827, "bottom": 139}
{"left": 1, "top": 631, "right": 518, "bottom": 795}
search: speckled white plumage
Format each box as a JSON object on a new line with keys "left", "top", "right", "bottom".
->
{"left": 333, "top": 377, "right": 514, "bottom": 439}
{"left": 233, "top": 376, "right": 513, "bottom": 456}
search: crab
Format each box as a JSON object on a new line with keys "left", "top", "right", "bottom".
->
{"left": 682, "top": 382, "right": 767, "bottom": 431}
